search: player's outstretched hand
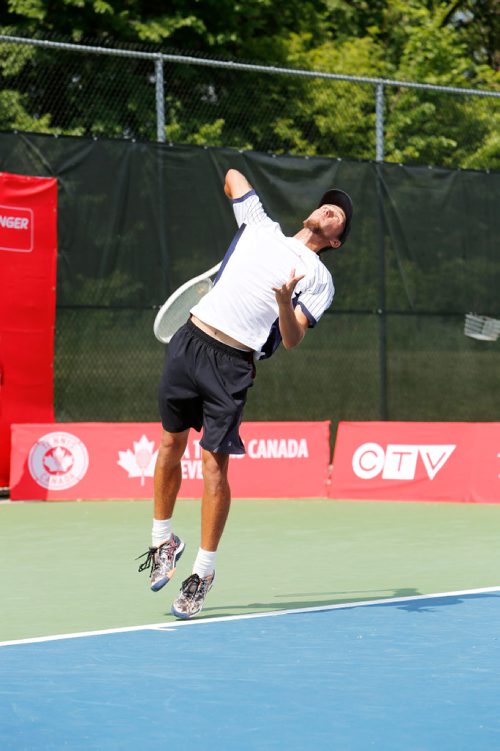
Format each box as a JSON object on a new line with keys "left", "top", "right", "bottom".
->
{"left": 272, "top": 269, "right": 305, "bottom": 306}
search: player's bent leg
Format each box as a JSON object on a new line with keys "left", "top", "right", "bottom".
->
{"left": 200, "top": 449, "right": 231, "bottom": 551}
{"left": 171, "top": 449, "right": 229, "bottom": 619}
{"left": 137, "top": 428, "right": 189, "bottom": 592}
{"left": 154, "top": 428, "right": 190, "bottom": 519}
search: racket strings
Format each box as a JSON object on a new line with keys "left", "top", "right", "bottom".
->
{"left": 154, "top": 278, "right": 214, "bottom": 343}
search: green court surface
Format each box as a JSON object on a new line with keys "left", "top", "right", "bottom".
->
{"left": 1, "top": 498, "right": 499, "bottom": 643}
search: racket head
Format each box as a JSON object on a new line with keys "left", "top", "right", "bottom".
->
{"left": 154, "top": 277, "right": 214, "bottom": 343}
{"left": 464, "top": 313, "right": 500, "bottom": 341}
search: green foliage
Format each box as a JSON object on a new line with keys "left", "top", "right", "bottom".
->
{"left": 462, "top": 129, "right": 500, "bottom": 170}
{"left": 0, "top": 88, "right": 53, "bottom": 132}
{"left": 1, "top": 0, "right": 498, "bottom": 168}
{"left": 377, "top": 1, "right": 499, "bottom": 167}
{"left": 283, "top": 34, "right": 390, "bottom": 158}
{"left": 166, "top": 117, "right": 224, "bottom": 147}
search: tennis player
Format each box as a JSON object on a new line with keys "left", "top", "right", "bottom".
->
{"left": 137, "top": 169, "right": 353, "bottom": 619}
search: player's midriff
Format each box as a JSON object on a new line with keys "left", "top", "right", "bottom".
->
{"left": 190, "top": 315, "right": 253, "bottom": 351}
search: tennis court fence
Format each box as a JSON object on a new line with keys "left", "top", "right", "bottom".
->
{"left": 0, "top": 33, "right": 499, "bottom": 168}
{"left": 1, "top": 130, "right": 498, "bottom": 430}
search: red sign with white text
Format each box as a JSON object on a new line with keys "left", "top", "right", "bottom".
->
{"left": 330, "top": 421, "right": 500, "bottom": 503}
{"left": 0, "top": 205, "right": 33, "bottom": 252}
{"left": 0, "top": 173, "right": 58, "bottom": 486}
{"left": 9, "top": 421, "right": 331, "bottom": 501}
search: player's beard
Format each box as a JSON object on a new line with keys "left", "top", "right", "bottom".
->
{"left": 303, "top": 216, "right": 328, "bottom": 244}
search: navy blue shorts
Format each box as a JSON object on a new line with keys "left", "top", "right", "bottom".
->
{"left": 158, "top": 319, "right": 255, "bottom": 454}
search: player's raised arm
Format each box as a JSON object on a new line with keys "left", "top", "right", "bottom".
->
{"left": 224, "top": 169, "right": 253, "bottom": 200}
{"left": 273, "top": 269, "right": 308, "bottom": 349}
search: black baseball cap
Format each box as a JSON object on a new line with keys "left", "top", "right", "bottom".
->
{"left": 319, "top": 188, "right": 353, "bottom": 246}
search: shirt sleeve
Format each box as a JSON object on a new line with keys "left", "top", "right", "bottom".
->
{"left": 232, "top": 190, "right": 280, "bottom": 232}
{"left": 296, "top": 274, "right": 335, "bottom": 327}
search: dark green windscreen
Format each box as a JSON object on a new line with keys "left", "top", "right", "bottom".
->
{"left": 0, "top": 131, "right": 498, "bottom": 429}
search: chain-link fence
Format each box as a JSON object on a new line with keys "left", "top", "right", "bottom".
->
{"left": 1, "top": 34, "right": 499, "bottom": 167}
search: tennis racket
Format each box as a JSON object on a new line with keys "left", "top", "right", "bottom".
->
{"left": 464, "top": 313, "right": 500, "bottom": 342}
{"left": 153, "top": 262, "right": 222, "bottom": 343}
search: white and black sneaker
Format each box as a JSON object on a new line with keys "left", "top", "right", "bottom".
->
{"left": 136, "top": 535, "right": 185, "bottom": 592}
{"left": 171, "top": 571, "right": 215, "bottom": 619}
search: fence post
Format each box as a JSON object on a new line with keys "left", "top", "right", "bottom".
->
{"left": 376, "top": 167, "right": 388, "bottom": 421}
{"left": 375, "top": 83, "right": 384, "bottom": 162}
{"left": 375, "top": 83, "right": 388, "bottom": 419}
{"left": 155, "top": 56, "right": 165, "bottom": 143}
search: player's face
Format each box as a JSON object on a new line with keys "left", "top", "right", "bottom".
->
{"left": 304, "top": 203, "right": 346, "bottom": 247}
{"left": 318, "top": 203, "right": 346, "bottom": 237}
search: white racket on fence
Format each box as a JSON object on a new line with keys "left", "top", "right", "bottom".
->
{"left": 464, "top": 313, "right": 500, "bottom": 342}
{"left": 154, "top": 262, "right": 222, "bottom": 343}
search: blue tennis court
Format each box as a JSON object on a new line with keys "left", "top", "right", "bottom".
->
{"left": 1, "top": 587, "right": 499, "bottom": 750}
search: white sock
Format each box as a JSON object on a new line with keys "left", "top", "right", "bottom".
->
{"left": 152, "top": 518, "right": 172, "bottom": 548}
{"left": 193, "top": 548, "right": 216, "bottom": 579}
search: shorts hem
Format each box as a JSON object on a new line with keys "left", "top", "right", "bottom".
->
{"left": 199, "top": 439, "right": 246, "bottom": 456}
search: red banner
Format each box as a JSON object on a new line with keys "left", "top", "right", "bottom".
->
{"left": 0, "top": 173, "right": 58, "bottom": 486}
{"left": 330, "top": 421, "right": 500, "bottom": 503}
{"left": 9, "top": 421, "right": 331, "bottom": 501}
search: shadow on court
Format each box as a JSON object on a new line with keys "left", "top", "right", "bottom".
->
{"left": 189, "top": 589, "right": 500, "bottom": 620}
{"left": 390, "top": 590, "right": 500, "bottom": 613}
{"left": 180, "top": 586, "right": 425, "bottom": 619}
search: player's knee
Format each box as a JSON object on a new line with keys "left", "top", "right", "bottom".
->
{"left": 202, "top": 451, "right": 229, "bottom": 489}
{"left": 158, "top": 430, "right": 188, "bottom": 464}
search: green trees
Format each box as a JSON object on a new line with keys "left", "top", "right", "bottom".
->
{"left": 1, "top": 0, "right": 498, "bottom": 168}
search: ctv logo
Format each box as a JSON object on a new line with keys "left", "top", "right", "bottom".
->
{"left": 0, "top": 205, "right": 33, "bottom": 252}
{"left": 352, "top": 443, "right": 456, "bottom": 481}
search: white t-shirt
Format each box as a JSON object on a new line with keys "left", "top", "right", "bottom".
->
{"left": 190, "top": 190, "right": 335, "bottom": 359}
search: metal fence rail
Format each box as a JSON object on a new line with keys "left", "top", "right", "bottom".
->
{"left": 1, "top": 34, "right": 498, "bottom": 167}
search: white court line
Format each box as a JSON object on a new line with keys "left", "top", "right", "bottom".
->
{"left": 1, "top": 585, "right": 499, "bottom": 648}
